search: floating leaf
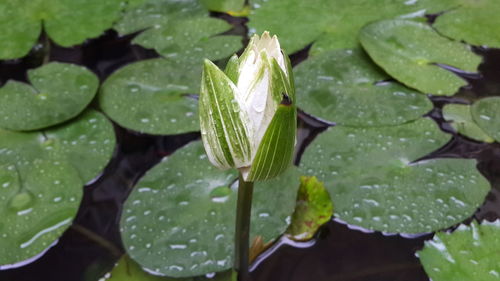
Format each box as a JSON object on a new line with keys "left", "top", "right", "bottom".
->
{"left": 300, "top": 118, "right": 490, "bottom": 233}
{"left": 99, "top": 59, "right": 200, "bottom": 135}
{"left": 418, "top": 0, "right": 500, "bottom": 48}
{"left": 0, "top": 0, "right": 123, "bottom": 59}
{"left": 0, "top": 160, "right": 82, "bottom": 265}
{"left": 201, "top": 0, "right": 245, "bottom": 13}
{"left": 418, "top": 220, "right": 500, "bottom": 281}
{"left": 114, "top": 0, "right": 242, "bottom": 63}
{"left": 359, "top": 19, "right": 482, "bottom": 96}
{"left": 443, "top": 103, "right": 494, "bottom": 143}
{"left": 121, "top": 141, "right": 299, "bottom": 277}
{"left": 294, "top": 49, "right": 432, "bottom": 126}
{"left": 286, "top": 176, "right": 333, "bottom": 241}
{"left": 106, "top": 255, "right": 190, "bottom": 281}
{"left": 471, "top": 97, "right": 500, "bottom": 142}
{"left": 0, "top": 110, "right": 115, "bottom": 183}
{"left": 0, "top": 62, "right": 99, "bottom": 131}
{"left": 248, "top": 0, "right": 425, "bottom": 54}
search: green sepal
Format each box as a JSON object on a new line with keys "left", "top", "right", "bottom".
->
{"left": 282, "top": 49, "right": 295, "bottom": 98}
{"left": 199, "top": 59, "right": 252, "bottom": 169}
{"left": 246, "top": 101, "right": 296, "bottom": 181}
{"left": 269, "top": 57, "right": 294, "bottom": 104}
{"left": 225, "top": 54, "right": 240, "bottom": 84}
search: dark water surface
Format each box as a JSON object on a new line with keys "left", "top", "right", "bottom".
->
{"left": 1, "top": 17, "right": 499, "bottom": 281}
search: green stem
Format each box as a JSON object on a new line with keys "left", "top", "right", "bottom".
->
{"left": 234, "top": 173, "right": 254, "bottom": 281}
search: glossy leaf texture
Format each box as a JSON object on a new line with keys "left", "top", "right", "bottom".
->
{"left": 471, "top": 97, "right": 500, "bottom": 142}
{"left": 248, "top": 0, "right": 426, "bottom": 54}
{"left": 0, "top": 63, "right": 99, "bottom": 131}
{"left": 0, "top": 0, "right": 123, "bottom": 59}
{"left": 418, "top": 220, "right": 500, "bottom": 281}
{"left": 99, "top": 59, "right": 200, "bottom": 135}
{"left": 121, "top": 141, "right": 300, "bottom": 277}
{"left": 294, "top": 48, "right": 432, "bottom": 126}
{"left": 359, "top": 19, "right": 482, "bottom": 96}
{"left": 0, "top": 161, "right": 82, "bottom": 266}
{"left": 114, "top": 0, "right": 242, "bottom": 64}
{"left": 285, "top": 176, "right": 333, "bottom": 241}
{"left": 300, "top": 118, "right": 490, "bottom": 233}
{"left": 443, "top": 103, "right": 494, "bottom": 143}
{"left": 419, "top": 0, "right": 500, "bottom": 48}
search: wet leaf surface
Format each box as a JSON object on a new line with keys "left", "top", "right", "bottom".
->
{"left": 360, "top": 19, "right": 481, "bottom": 95}
{"left": 0, "top": 109, "right": 116, "bottom": 183}
{"left": 0, "top": 62, "right": 99, "bottom": 131}
{"left": 0, "top": 0, "right": 123, "bottom": 59}
{"left": 418, "top": 220, "right": 500, "bottom": 281}
{"left": 443, "top": 103, "right": 494, "bottom": 143}
{"left": 248, "top": 0, "right": 425, "bottom": 54}
{"left": 99, "top": 59, "right": 200, "bottom": 135}
{"left": 114, "top": 0, "right": 242, "bottom": 63}
{"left": 300, "top": 118, "right": 490, "bottom": 233}
{"left": 121, "top": 141, "right": 300, "bottom": 277}
{"left": 471, "top": 97, "right": 500, "bottom": 142}
{"left": 294, "top": 49, "right": 432, "bottom": 126}
{"left": 0, "top": 160, "right": 82, "bottom": 265}
{"left": 420, "top": 0, "right": 500, "bottom": 48}
{"left": 286, "top": 176, "right": 333, "bottom": 241}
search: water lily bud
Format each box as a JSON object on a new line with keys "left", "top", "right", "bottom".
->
{"left": 199, "top": 31, "right": 296, "bottom": 181}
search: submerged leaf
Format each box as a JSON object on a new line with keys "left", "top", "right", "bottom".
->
{"left": 286, "top": 176, "right": 333, "bottom": 241}
{"left": 418, "top": 220, "right": 500, "bottom": 281}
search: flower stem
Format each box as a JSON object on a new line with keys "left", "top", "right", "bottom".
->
{"left": 234, "top": 173, "right": 254, "bottom": 281}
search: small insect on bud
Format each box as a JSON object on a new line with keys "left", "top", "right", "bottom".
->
{"left": 199, "top": 31, "right": 296, "bottom": 181}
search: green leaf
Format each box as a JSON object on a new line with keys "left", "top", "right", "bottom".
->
{"left": 418, "top": 220, "right": 500, "bottom": 281}
{"left": 359, "top": 19, "right": 482, "bottom": 96}
{"left": 300, "top": 118, "right": 490, "bottom": 233}
{"left": 294, "top": 49, "right": 432, "bottom": 126}
{"left": 286, "top": 176, "right": 333, "bottom": 241}
{"left": 114, "top": 0, "right": 242, "bottom": 64}
{"left": 0, "top": 62, "right": 99, "bottom": 131}
{"left": 248, "top": 0, "right": 426, "bottom": 54}
{"left": 0, "top": 109, "right": 115, "bottom": 183}
{"left": 418, "top": 0, "right": 500, "bottom": 48}
{"left": 99, "top": 59, "right": 200, "bottom": 135}
{"left": 201, "top": 0, "right": 245, "bottom": 13}
{"left": 0, "top": 160, "right": 82, "bottom": 265}
{"left": 106, "top": 255, "right": 191, "bottom": 281}
{"left": 443, "top": 103, "right": 494, "bottom": 143}
{"left": 120, "top": 141, "right": 300, "bottom": 277}
{"left": 471, "top": 97, "right": 500, "bottom": 142}
{"left": 0, "top": 0, "right": 123, "bottom": 59}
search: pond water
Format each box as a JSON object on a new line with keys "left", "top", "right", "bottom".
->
{"left": 0, "top": 18, "right": 499, "bottom": 281}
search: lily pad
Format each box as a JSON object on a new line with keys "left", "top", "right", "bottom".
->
{"left": 0, "top": 62, "right": 99, "bottom": 131}
{"left": 0, "top": 109, "right": 115, "bottom": 183}
{"left": 201, "top": 0, "right": 245, "bottom": 13}
{"left": 294, "top": 48, "right": 432, "bottom": 126}
{"left": 248, "top": 0, "right": 425, "bottom": 54}
{"left": 114, "top": 0, "right": 242, "bottom": 63}
{"left": 418, "top": 220, "right": 500, "bottom": 281}
{"left": 0, "top": 0, "right": 123, "bottom": 59}
{"left": 421, "top": 0, "right": 500, "bottom": 48}
{"left": 443, "top": 103, "right": 494, "bottom": 143}
{"left": 121, "top": 141, "right": 300, "bottom": 277}
{"left": 0, "top": 159, "right": 83, "bottom": 265}
{"left": 471, "top": 97, "right": 500, "bottom": 142}
{"left": 359, "top": 19, "right": 482, "bottom": 96}
{"left": 106, "top": 255, "right": 190, "bottom": 281}
{"left": 99, "top": 59, "right": 200, "bottom": 135}
{"left": 300, "top": 118, "right": 490, "bottom": 233}
{"left": 286, "top": 176, "right": 333, "bottom": 241}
